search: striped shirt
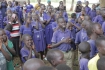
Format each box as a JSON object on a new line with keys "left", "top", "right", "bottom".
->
{"left": 9, "top": 21, "right": 20, "bottom": 37}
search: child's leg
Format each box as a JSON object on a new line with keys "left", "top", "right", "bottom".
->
{"left": 40, "top": 51, "right": 44, "bottom": 60}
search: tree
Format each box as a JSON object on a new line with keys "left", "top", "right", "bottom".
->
{"left": 70, "top": 0, "right": 74, "bottom": 11}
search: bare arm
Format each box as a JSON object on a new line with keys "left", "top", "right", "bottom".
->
{"left": 24, "top": 49, "right": 32, "bottom": 61}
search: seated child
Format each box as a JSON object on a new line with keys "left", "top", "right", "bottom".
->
{"left": 78, "top": 41, "right": 90, "bottom": 70}
{"left": 38, "top": 66, "right": 56, "bottom": 70}
{"left": 0, "top": 28, "right": 12, "bottom": 70}
{"left": 46, "top": 49, "right": 65, "bottom": 67}
{"left": 56, "top": 64, "right": 71, "bottom": 70}
{"left": 97, "top": 57, "right": 105, "bottom": 70}
{"left": 20, "top": 34, "right": 39, "bottom": 63}
{"left": 23, "top": 58, "right": 45, "bottom": 70}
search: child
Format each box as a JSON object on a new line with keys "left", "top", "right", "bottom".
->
{"left": 45, "top": 6, "right": 55, "bottom": 46}
{"left": 46, "top": 0, "right": 53, "bottom": 11}
{"left": 46, "top": 49, "right": 65, "bottom": 67}
{"left": 88, "top": 36, "right": 105, "bottom": 70}
{"left": 84, "top": 1, "right": 91, "bottom": 15}
{"left": 97, "top": 57, "right": 105, "bottom": 70}
{"left": 31, "top": 13, "right": 46, "bottom": 60}
{"left": 20, "top": 17, "right": 33, "bottom": 47}
{"left": 87, "top": 23, "right": 103, "bottom": 58}
{"left": 26, "top": 0, "right": 33, "bottom": 13}
{"left": 89, "top": 4, "right": 97, "bottom": 21}
{"left": 35, "top": 0, "right": 42, "bottom": 11}
{"left": 23, "top": 58, "right": 45, "bottom": 70}
{"left": 3, "top": 30, "right": 16, "bottom": 70}
{"left": 79, "top": 7, "right": 86, "bottom": 21}
{"left": 0, "top": 28, "right": 12, "bottom": 70}
{"left": 56, "top": 64, "right": 71, "bottom": 70}
{"left": 20, "top": 34, "right": 39, "bottom": 63}
{"left": 75, "top": 1, "right": 82, "bottom": 18}
{"left": 38, "top": 66, "right": 57, "bottom": 70}
{"left": 51, "top": 17, "right": 73, "bottom": 69}
{"left": 79, "top": 41, "right": 90, "bottom": 70}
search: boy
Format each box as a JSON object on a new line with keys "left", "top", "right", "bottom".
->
{"left": 97, "top": 57, "right": 105, "bottom": 70}
{"left": 46, "top": 49, "right": 65, "bottom": 67}
{"left": 51, "top": 17, "right": 74, "bottom": 69}
{"left": 88, "top": 36, "right": 105, "bottom": 70}
{"left": 56, "top": 64, "right": 71, "bottom": 70}
{"left": 79, "top": 41, "right": 90, "bottom": 70}
{"left": 23, "top": 58, "right": 45, "bottom": 70}
{"left": 87, "top": 23, "right": 103, "bottom": 58}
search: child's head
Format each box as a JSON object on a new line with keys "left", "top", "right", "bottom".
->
{"left": 77, "top": 1, "right": 82, "bottom": 6}
{"left": 47, "top": 0, "right": 51, "bottom": 5}
{"left": 56, "top": 64, "right": 71, "bottom": 70}
{"left": 41, "top": 4, "right": 46, "bottom": 11}
{"left": 59, "top": 1, "right": 63, "bottom": 6}
{"left": 95, "top": 36, "right": 105, "bottom": 56}
{"left": 57, "top": 17, "right": 66, "bottom": 29}
{"left": 0, "top": 28, "right": 5, "bottom": 41}
{"left": 67, "top": 22, "right": 73, "bottom": 30}
{"left": 37, "top": 0, "right": 41, "bottom": 4}
{"left": 78, "top": 41, "right": 90, "bottom": 58}
{"left": 4, "top": 23, "right": 12, "bottom": 32}
{"left": 92, "top": 4, "right": 96, "bottom": 10}
{"left": 71, "top": 13, "right": 76, "bottom": 19}
{"left": 23, "top": 58, "right": 45, "bottom": 70}
{"left": 27, "top": 13, "right": 32, "bottom": 19}
{"left": 15, "top": 1, "right": 18, "bottom": 6}
{"left": 38, "top": 66, "right": 57, "bottom": 70}
{"left": 26, "top": 17, "right": 31, "bottom": 24}
{"left": 8, "top": 1, "right": 12, "bottom": 7}
{"left": 77, "top": 17, "right": 82, "bottom": 24}
{"left": 97, "top": 57, "right": 105, "bottom": 70}
{"left": 85, "top": 1, "right": 89, "bottom": 6}
{"left": 32, "top": 13, "right": 39, "bottom": 21}
{"left": 48, "top": 6, "right": 52, "bottom": 13}
{"left": 84, "top": 16, "right": 91, "bottom": 21}
{"left": 55, "top": 12, "right": 60, "bottom": 20}
{"left": 46, "top": 49, "right": 65, "bottom": 67}
{"left": 22, "top": 34, "right": 32, "bottom": 48}
{"left": 100, "top": 9, "right": 105, "bottom": 19}
{"left": 96, "top": 9, "right": 100, "bottom": 15}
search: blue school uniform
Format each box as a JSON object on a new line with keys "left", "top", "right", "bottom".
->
{"left": 0, "top": 11, "right": 3, "bottom": 28}
{"left": 26, "top": 4, "right": 33, "bottom": 13}
{"left": 63, "top": 11, "right": 68, "bottom": 23}
{"left": 87, "top": 39, "right": 98, "bottom": 58}
{"left": 75, "top": 28, "right": 89, "bottom": 44}
{"left": 51, "top": 29, "right": 72, "bottom": 52}
{"left": 93, "top": 15, "right": 104, "bottom": 25}
{"left": 89, "top": 9, "right": 97, "bottom": 21}
{"left": 52, "top": 21, "right": 58, "bottom": 31}
{"left": 45, "top": 13, "right": 55, "bottom": 45}
{"left": 85, "top": 6, "right": 91, "bottom": 15}
{"left": 31, "top": 20, "right": 46, "bottom": 52}
{"left": 1, "top": 2, "right": 7, "bottom": 18}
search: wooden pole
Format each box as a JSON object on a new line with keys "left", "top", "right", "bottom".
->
{"left": 99, "top": 0, "right": 105, "bottom": 8}
{"left": 70, "top": 0, "right": 74, "bottom": 11}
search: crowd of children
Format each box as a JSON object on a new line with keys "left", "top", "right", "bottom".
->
{"left": 0, "top": 0, "right": 105, "bottom": 70}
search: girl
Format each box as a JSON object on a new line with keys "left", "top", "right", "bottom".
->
{"left": 45, "top": 6, "right": 55, "bottom": 46}
{"left": 32, "top": 13, "right": 46, "bottom": 60}
{"left": 20, "top": 17, "right": 33, "bottom": 47}
{"left": 20, "top": 34, "right": 39, "bottom": 63}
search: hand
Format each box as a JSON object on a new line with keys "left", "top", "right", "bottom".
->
{"left": 0, "top": 40, "right": 2, "bottom": 50}
{"left": 32, "top": 45, "right": 34, "bottom": 50}
{"left": 4, "top": 40, "right": 8, "bottom": 47}
{"left": 61, "top": 38, "right": 68, "bottom": 43}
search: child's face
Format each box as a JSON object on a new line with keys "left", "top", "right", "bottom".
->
{"left": 67, "top": 23, "right": 73, "bottom": 30}
{"left": 24, "top": 36, "right": 32, "bottom": 48}
{"left": 2, "top": 31, "right": 7, "bottom": 42}
{"left": 94, "top": 24, "right": 103, "bottom": 35}
{"left": 92, "top": 4, "right": 96, "bottom": 10}
{"left": 37, "top": 0, "right": 41, "bottom": 4}
{"left": 85, "top": 1, "right": 89, "bottom": 6}
{"left": 0, "top": 30, "right": 4, "bottom": 42}
{"left": 48, "top": 7, "right": 52, "bottom": 13}
{"left": 58, "top": 19, "right": 66, "bottom": 29}
{"left": 27, "top": 18, "right": 31, "bottom": 24}
{"left": 48, "top": 1, "right": 51, "bottom": 5}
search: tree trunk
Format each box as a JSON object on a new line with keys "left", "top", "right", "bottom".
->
{"left": 70, "top": 0, "right": 74, "bottom": 11}
{"left": 63, "top": 0, "right": 66, "bottom": 6}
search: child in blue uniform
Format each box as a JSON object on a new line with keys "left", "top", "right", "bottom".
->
{"left": 84, "top": 1, "right": 91, "bottom": 15}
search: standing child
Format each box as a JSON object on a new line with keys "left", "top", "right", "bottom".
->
{"left": 20, "top": 34, "right": 39, "bottom": 63}
{"left": 0, "top": 28, "right": 12, "bottom": 70}
{"left": 26, "top": 0, "right": 33, "bottom": 13}
{"left": 89, "top": 4, "right": 97, "bottom": 21}
{"left": 87, "top": 23, "right": 103, "bottom": 58}
{"left": 84, "top": 1, "right": 91, "bottom": 15}
{"left": 32, "top": 13, "right": 46, "bottom": 60}
{"left": 51, "top": 17, "right": 74, "bottom": 70}
{"left": 45, "top": 6, "right": 55, "bottom": 46}
{"left": 79, "top": 41, "right": 90, "bottom": 70}
{"left": 3, "top": 31, "right": 16, "bottom": 70}
{"left": 20, "top": 17, "right": 33, "bottom": 47}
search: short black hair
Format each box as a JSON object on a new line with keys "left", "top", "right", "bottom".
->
{"left": 22, "top": 34, "right": 31, "bottom": 41}
{"left": 97, "top": 57, "right": 105, "bottom": 70}
{"left": 71, "top": 13, "right": 76, "bottom": 18}
{"left": 78, "top": 41, "right": 90, "bottom": 54}
{"left": 5, "top": 24, "right": 13, "bottom": 32}
{"left": 15, "top": 1, "right": 18, "bottom": 6}
{"left": 56, "top": 64, "right": 71, "bottom": 70}
{"left": 38, "top": 66, "right": 56, "bottom": 70}
{"left": 57, "top": 17, "right": 64, "bottom": 23}
{"left": 95, "top": 36, "right": 105, "bottom": 47}
{"left": 46, "top": 49, "right": 62, "bottom": 64}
